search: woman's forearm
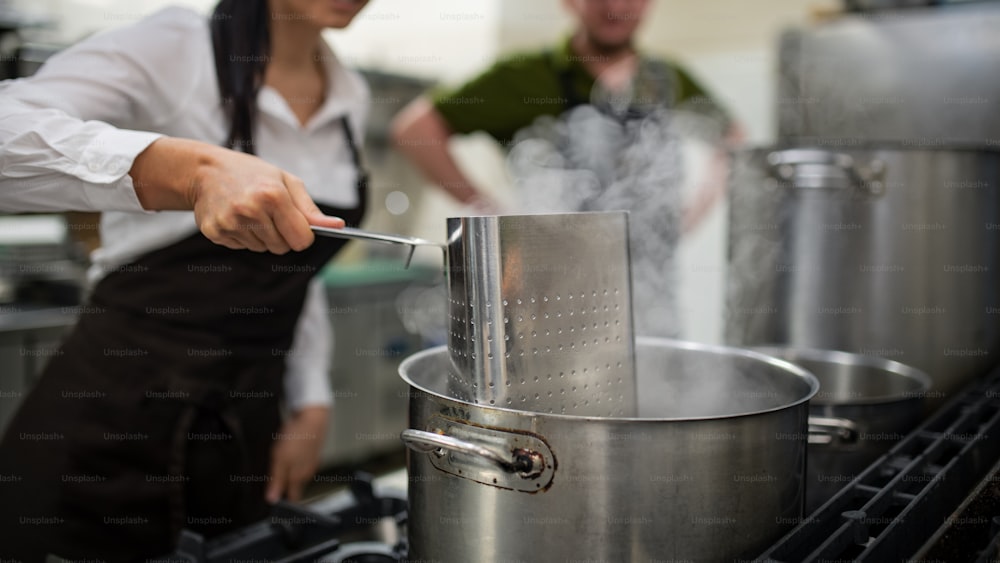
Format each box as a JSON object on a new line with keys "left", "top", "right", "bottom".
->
{"left": 129, "top": 137, "right": 345, "bottom": 253}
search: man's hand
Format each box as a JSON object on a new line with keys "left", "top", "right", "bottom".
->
{"left": 266, "top": 405, "right": 329, "bottom": 503}
{"left": 130, "top": 138, "right": 344, "bottom": 253}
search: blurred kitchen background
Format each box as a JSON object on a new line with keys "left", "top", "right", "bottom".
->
{"left": 0, "top": 0, "right": 996, "bottom": 478}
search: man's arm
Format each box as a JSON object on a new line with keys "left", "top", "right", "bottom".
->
{"left": 389, "top": 97, "right": 494, "bottom": 210}
{"left": 680, "top": 123, "right": 745, "bottom": 234}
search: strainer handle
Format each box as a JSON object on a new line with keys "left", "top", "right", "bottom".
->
{"left": 311, "top": 226, "right": 444, "bottom": 267}
{"left": 401, "top": 428, "right": 544, "bottom": 479}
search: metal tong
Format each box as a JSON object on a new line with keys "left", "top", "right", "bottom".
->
{"left": 311, "top": 226, "right": 444, "bottom": 268}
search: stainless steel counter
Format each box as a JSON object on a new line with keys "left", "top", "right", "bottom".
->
{"left": 0, "top": 305, "right": 77, "bottom": 433}
{"left": 318, "top": 260, "right": 440, "bottom": 469}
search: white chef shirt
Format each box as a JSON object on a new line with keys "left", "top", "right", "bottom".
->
{"left": 0, "top": 6, "right": 371, "bottom": 411}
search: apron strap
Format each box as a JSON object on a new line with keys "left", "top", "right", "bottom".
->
{"left": 339, "top": 114, "right": 370, "bottom": 215}
{"left": 550, "top": 49, "right": 587, "bottom": 112}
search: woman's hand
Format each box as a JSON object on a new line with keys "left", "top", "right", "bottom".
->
{"left": 266, "top": 405, "right": 329, "bottom": 503}
{"left": 130, "top": 137, "right": 344, "bottom": 253}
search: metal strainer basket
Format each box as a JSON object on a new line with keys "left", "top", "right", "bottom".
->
{"left": 445, "top": 212, "right": 637, "bottom": 417}
{"left": 314, "top": 211, "right": 638, "bottom": 417}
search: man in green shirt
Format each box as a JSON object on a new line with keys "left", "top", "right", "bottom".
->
{"left": 391, "top": 0, "right": 739, "bottom": 228}
{"left": 391, "top": 0, "right": 741, "bottom": 336}
{"left": 430, "top": 37, "right": 729, "bottom": 149}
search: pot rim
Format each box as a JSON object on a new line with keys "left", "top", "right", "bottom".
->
{"left": 742, "top": 144, "right": 1000, "bottom": 155}
{"left": 751, "top": 345, "right": 933, "bottom": 406}
{"left": 398, "top": 337, "right": 820, "bottom": 422}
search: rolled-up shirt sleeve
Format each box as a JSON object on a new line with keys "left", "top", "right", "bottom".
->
{"left": 0, "top": 98, "right": 161, "bottom": 212}
{"left": 0, "top": 7, "right": 201, "bottom": 212}
{"left": 283, "top": 279, "right": 334, "bottom": 412}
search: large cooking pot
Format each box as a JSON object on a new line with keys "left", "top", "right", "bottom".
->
{"left": 399, "top": 338, "right": 819, "bottom": 563}
{"left": 756, "top": 347, "right": 931, "bottom": 513}
{"left": 726, "top": 147, "right": 1000, "bottom": 400}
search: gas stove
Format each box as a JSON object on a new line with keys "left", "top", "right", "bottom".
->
{"left": 149, "top": 473, "right": 407, "bottom": 563}
{"left": 757, "top": 365, "right": 1000, "bottom": 562}
{"left": 152, "top": 366, "right": 1000, "bottom": 563}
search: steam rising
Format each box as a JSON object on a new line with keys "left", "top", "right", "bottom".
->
{"left": 498, "top": 102, "right": 744, "bottom": 415}
{"left": 397, "top": 85, "right": 743, "bottom": 417}
{"left": 397, "top": 280, "right": 449, "bottom": 347}
{"left": 507, "top": 105, "right": 689, "bottom": 337}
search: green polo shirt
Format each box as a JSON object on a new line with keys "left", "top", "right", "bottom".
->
{"left": 432, "top": 37, "right": 729, "bottom": 146}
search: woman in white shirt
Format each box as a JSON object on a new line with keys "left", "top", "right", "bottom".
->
{"left": 0, "top": 0, "right": 371, "bottom": 559}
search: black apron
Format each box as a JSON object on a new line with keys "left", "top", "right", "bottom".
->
{"left": 0, "top": 116, "right": 368, "bottom": 562}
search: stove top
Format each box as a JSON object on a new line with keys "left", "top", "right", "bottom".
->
{"left": 757, "top": 366, "right": 1000, "bottom": 562}
{"left": 152, "top": 367, "right": 1000, "bottom": 563}
{"left": 150, "top": 474, "right": 406, "bottom": 563}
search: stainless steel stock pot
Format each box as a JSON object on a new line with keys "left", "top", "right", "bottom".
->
{"left": 399, "top": 338, "right": 819, "bottom": 563}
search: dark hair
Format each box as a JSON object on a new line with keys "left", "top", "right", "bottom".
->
{"left": 210, "top": 0, "right": 270, "bottom": 154}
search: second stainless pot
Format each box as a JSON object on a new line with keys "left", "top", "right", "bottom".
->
{"left": 400, "top": 338, "right": 818, "bottom": 563}
{"left": 726, "top": 147, "right": 1000, "bottom": 400}
{"left": 756, "top": 347, "right": 931, "bottom": 513}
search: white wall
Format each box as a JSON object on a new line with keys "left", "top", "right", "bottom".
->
{"left": 325, "top": 0, "right": 500, "bottom": 83}
{"left": 11, "top": 0, "right": 215, "bottom": 42}
{"left": 12, "top": 0, "right": 502, "bottom": 84}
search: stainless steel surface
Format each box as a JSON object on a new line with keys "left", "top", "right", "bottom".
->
{"left": 0, "top": 214, "right": 86, "bottom": 304}
{"left": 726, "top": 147, "right": 1000, "bottom": 399}
{"left": 400, "top": 338, "right": 818, "bottom": 563}
{"left": 311, "top": 226, "right": 442, "bottom": 267}
{"left": 755, "top": 347, "right": 931, "bottom": 513}
{"left": 0, "top": 306, "right": 76, "bottom": 435}
{"left": 807, "top": 416, "right": 859, "bottom": 446}
{"left": 765, "top": 148, "right": 885, "bottom": 193}
{"left": 777, "top": 2, "right": 1000, "bottom": 146}
{"left": 318, "top": 270, "right": 428, "bottom": 469}
{"left": 445, "top": 212, "right": 637, "bottom": 417}
{"left": 401, "top": 425, "right": 552, "bottom": 492}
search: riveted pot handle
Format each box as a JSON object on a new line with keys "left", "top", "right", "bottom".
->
{"left": 808, "top": 416, "right": 860, "bottom": 446}
{"left": 766, "top": 149, "right": 885, "bottom": 194}
{"left": 401, "top": 428, "right": 544, "bottom": 479}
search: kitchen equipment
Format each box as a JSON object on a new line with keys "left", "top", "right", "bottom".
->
{"left": 312, "top": 226, "right": 442, "bottom": 268}
{"left": 757, "top": 361, "right": 1000, "bottom": 563}
{"left": 399, "top": 337, "right": 818, "bottom": 563}
{"left": 317, "top": 259, "right": 438, "bottom": 469}
{"left": 755, "top": 347, "right": 931, "bottom": 512}
{"left": 726, "top": 147, "right": 1000, "bottom": 399}
{"left": 150, "top": 474, "right": 407, "bottom": 562}
{"left": 317, "top": 212, "right": 639, "bottom": 418}
{"left": 0, "top": 214, "right": 85, "bottom": 305}
{"left": 444, "top": 212, "right": 637, "bottom": 416}
{"left": 147, "top": 363, "right": 1000, "bottom": 562}
{"left": 778, "top": 1, "right": 1000, "bottom": 146}
{"left": 0, "top": 306, "right": 77, "bottom": 435}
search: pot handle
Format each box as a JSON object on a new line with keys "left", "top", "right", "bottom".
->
{"left": 401, "top": 428, "right": 545, "bottom": 479}
{"left": 808, "top": 416, "right": 860, "bottom": 446}
{"left": 767, "top": 149, "right": 885, "bottom": 194}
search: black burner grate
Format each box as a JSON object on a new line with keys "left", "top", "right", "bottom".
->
{"left": 756, "top": 368, "right": 1000, "bottom": 562}
{"left": 150, "top": 473, "right": 406, "bottom": 563}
